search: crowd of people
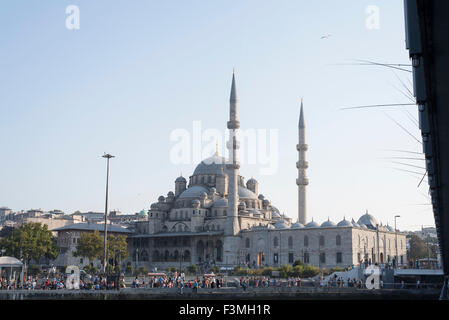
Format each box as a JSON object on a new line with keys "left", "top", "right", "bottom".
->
{"left": 130, "top": 272, "right": 224, "bottom": 293}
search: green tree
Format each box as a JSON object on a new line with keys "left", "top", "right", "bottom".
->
{"left": 301, "top": 265, "right": 320, "bottom": 278}
{"left": 107, "top": 234, "right": 128, "bottom": 268}
{"left": 408, "top": 234, "right": 429, "bottom": 260}
{"left": 278, "top": 265, "right": 293, "bottom": 278}
{"left": 0, "top": 223, "right": 59, "bottom": 266}
{"left": 73, "top": 230, "right": 103, "bottom": 264}
{"left": 292, "top": 260, "right": 305, "bottom": 268}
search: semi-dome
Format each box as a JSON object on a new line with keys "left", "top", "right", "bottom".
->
{"left": 238, "top": 186, "right": 258, "bottom": 199}
{"left": 213, "top": 198, "right": 228, "bottom": 207}
{"left": 193, "top": 155, "right": 231, "bottom": 176}
{"left": 305, "top": 220, "right": 320, "bottom": 228}
{"left": 138, "top": 209, "right": 148, "bottom": 216}
{"left": 178, "top": 185, "right": 209, "bottom": 199}
{"left": 337, "top": 218, "right": 353, "bottom": 227}
{"left": 291, "top": 222, "right": 305, "bottom": 229}
{"left": 321, "top": 218, "right": 336, "bottom": 227}
{"left": 357, "top": 211, "right": 378, "bottom": 229}
{"left": 386, "top": 225, "right": 395, "bottom": 232}
{"left": 272, "top": 211, "right": 281, "bottom": 219}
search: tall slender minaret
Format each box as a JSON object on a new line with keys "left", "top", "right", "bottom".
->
{"left": 225, "top": 70, "right": 240, "bottom": 236}
{"left": 223, "top": 70, "right": 241, "bottom": 266}
{"left": 296, "top": 99, "right": 309, "bottom": 224}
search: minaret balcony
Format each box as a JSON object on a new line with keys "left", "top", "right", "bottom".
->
{"left": 297, "top": 144, "right": 308, "bottom": 151}
{"left": 296, "top": 160, "right": 309, "bottom": 169}
{"left": 227, "top": 120, "right": 240, "bottom": 129}
{"left": 296, "top": 178, "right": 309, "bottom": 186}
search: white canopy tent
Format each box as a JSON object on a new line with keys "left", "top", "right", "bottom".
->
{"left": 0, "top": 256, "right": 24, "bottom": 288}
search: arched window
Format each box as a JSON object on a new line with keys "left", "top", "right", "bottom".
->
{"left": 288, "top": 236, "right": 293, "bottom": 249}
{"left": 245, "top": 238, "right": 250, "bottom": 248}
{"left": 319, "top": 235, "right": 325, "bottom": 246}
{"left": 304, "top": 235, "right": 309, "bottom": 247}
{"left": 223, "top": 210, "right": 227, "bottom": 216}
{"left": 336, "top": 235, "right": 341, "bottom": 246}
{"left": 273, "top": 237, "right": 279, "bottom": 247}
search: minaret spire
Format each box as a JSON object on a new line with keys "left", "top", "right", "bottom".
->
{"left": 296, "top": 98, "right": 309, "bottom": 224}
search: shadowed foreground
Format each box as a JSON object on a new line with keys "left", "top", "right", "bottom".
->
{"left": 0, "top": 287, "right": 440, "bottom": 300}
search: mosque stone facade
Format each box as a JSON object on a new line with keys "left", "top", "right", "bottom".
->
{"left": 129, "top": 73, "right": 407, "bottom": 271}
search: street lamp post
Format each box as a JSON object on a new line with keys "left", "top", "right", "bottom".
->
{"left": 102, "top": 153, "right": 115, "bottom": 274}
{"left": 394, "top": 215, "right": 400, "bottom": 268}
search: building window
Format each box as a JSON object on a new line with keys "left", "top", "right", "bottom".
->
{"left": 357, "top": 253, "right": 361, "bottom": 263}
{"left": 320, "top": 252, "right": 326, "bottom": 264}
{"left": 336, "top": 252, "right": 342, "bottom": 264}
{"left": 336, "top": 235, "right": 341, "bottom": 246}
{"left": 288, "top": 253, "right": 294, "bottom": 263}
{"left": 273, "top": 253, "right": 279, "bottom": 264}
{"left": 304, "top": 235, "right": 309, "bottom": 247}
{"left": 319, "top": 235, "right": 325, "bottom": 246}
{"left": 80, "top": 258, "right": 83, "bottom": 264}
{"left": 304, "top": 251, "right": 310, "bottom": 263}
{"left": 245, "top": 238, "right": 250, "bottom": 248}
{"left": 273, "top": 237, "right": 279, "bottom": 247}
{"left": 288, "top": 236, "right": 293, "bottom": 249}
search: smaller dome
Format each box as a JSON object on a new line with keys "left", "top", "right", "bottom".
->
{"left": 267, "top": 224, "right": 275, "bottom": 229}
{"left": 321, "top": 218, "right": 336, "bottom": 227}
{"left": 150, "top": 203, "right": 158, "bottom": 209}
{"left": 175, "top": 176, "right": 187, "bottom": 183}
{"left": 191, "top": 199, "right": 200, "bottom": 208}
{"left": 274, "top": 220, "right": 289, "bottom": 229}
{"left": 200, "top": 192, "right": 208, "bottom": 199}
{"left": 238, "top": 201, "right": 246, "bottom": 210}
{"left": 167, "top": 191, "right": 174, "bottom": 197}
{"left": 359, "top": 223, "right": 368, "bottom": 229}
{"left": 305, "top": 220, "right": 320, "bottom": 228}
{"left": 337, "top": 218, "right": 353, "bottom": 227}
{"left": 247, "top": 177, "right": 257, "bottom": 184}
{"left": 139, "top": 209, "right": 148, "bottom": 216}
{"left": 291, "top": 222, "right": 305, "bottom": 229}
{"left": 209, "top": 187, "right": 217, "bottom": 194}
{"left": 386, "top": 225, "right": 395, "bottom": 232}
{"left": 357, "top": 211, "right": 378, "bottom": 228}
{"left": 258, "top": 194, "right": 265, "bottom": 200}
{"left": 158, "top": 196, "right": 165, "bottom": 203}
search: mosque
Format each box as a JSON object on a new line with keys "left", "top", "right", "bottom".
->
{"left": 130, "top": 72, "right": 407, "bottom": 271}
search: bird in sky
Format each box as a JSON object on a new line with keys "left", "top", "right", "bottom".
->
{"left": 321, "top": 33, "right": 332, "bottom": 39}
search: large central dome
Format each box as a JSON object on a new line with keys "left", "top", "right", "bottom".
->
{"left": 193, "top": 154, "right": 232, "bottom": 176}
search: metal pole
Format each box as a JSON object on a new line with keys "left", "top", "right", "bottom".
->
{"left": 394, "top": 215, "right": 400, "bottom": 268}
{"left": 102, "top": 153, "right": 114, "bottom": 274}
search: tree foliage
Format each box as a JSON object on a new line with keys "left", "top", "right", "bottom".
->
{"left": 0, "top": 223, "right": 58, "bottom": 264}
{"left": 73, "top": 230, "right": 103, "bottom": 263}
{"left": 107, "top": 234, "right": 128, "bottom": 264}
{"left": 408, "top": 234, "right": 436, "bottom": 260}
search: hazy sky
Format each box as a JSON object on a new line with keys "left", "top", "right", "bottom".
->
{"left": 0, "top": 1, "right": 432, "bottom": 231}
